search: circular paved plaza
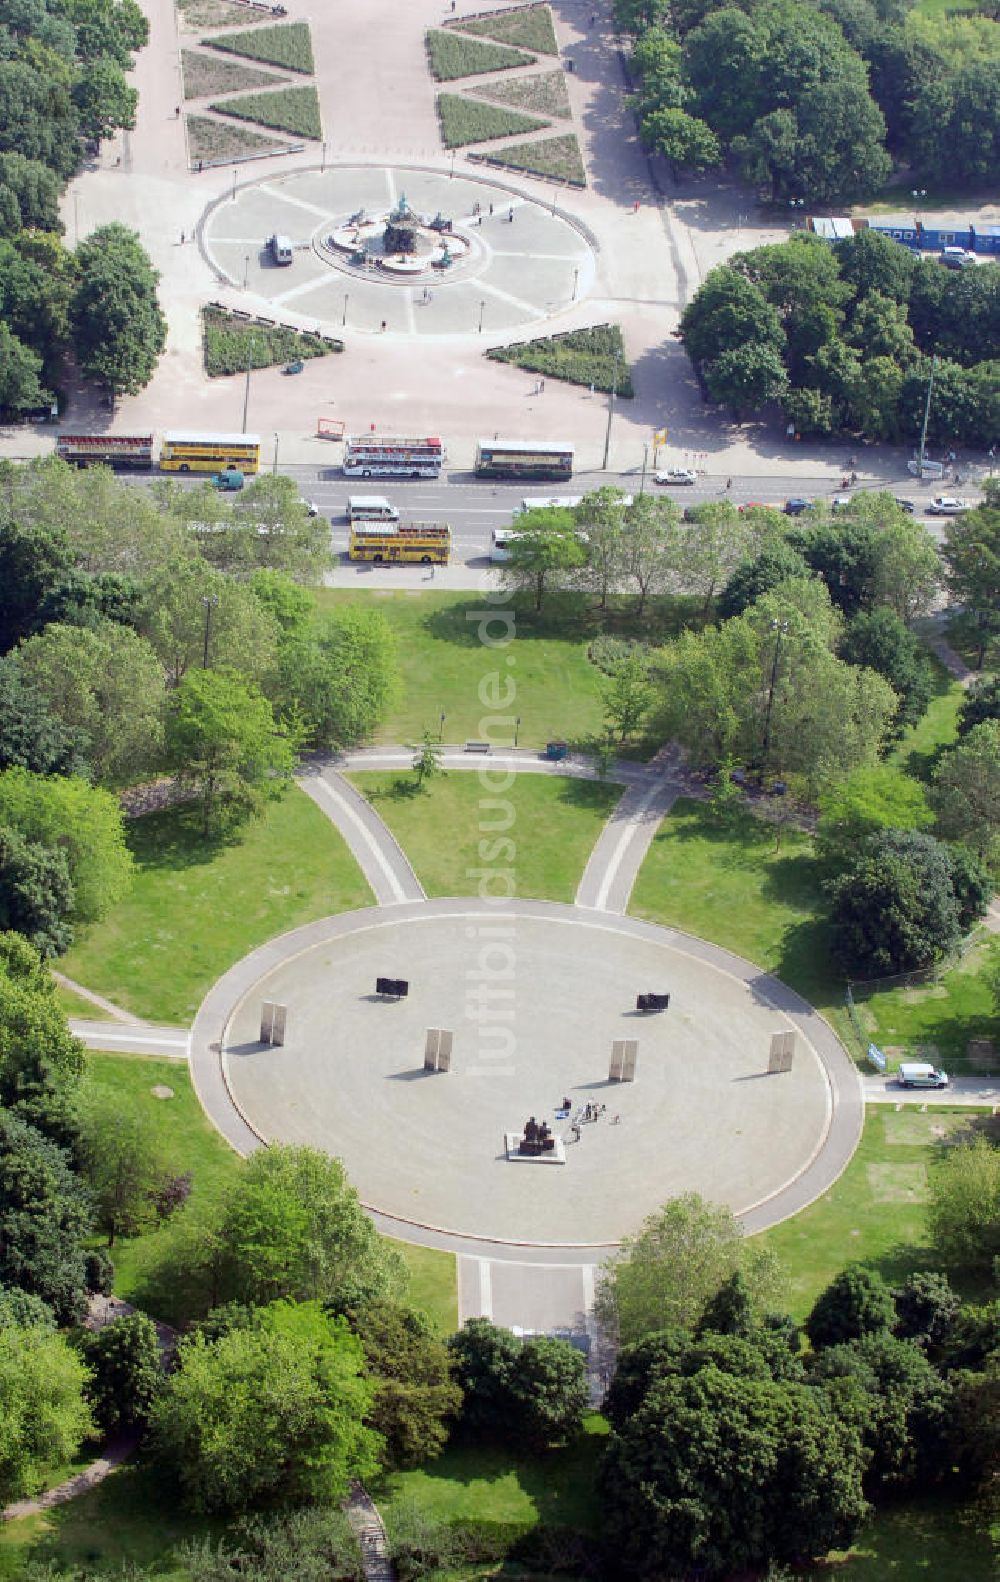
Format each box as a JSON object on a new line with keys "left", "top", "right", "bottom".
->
{"left": 215, "top": 903, "right": 834, "bottom": 1248}
{"left": 202, "top": 164, "right": 595, "bottom": 339}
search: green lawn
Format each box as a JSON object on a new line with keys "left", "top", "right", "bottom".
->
{"left": 212, "top": 83, "right": 322, "bottom": 139}
{"left": 348, "top": 770, "right": 620, "bottom": 902}
{"left": 455, "top": 4, "right": 559, "bottom": 54}
{"left": 319, "top": 591, "right": 610, "bottom": 749}
{"left": 629, "top": 797, "right": 837, "bottom": 1009}
{"left": 202, "top": 20, "right": 314, "bottom": 72}
{"left": 59, "top": 788, "right": 371, "bottom": 1024}
{"left": 395, "top": 1240, "right": 459, "bottom": 1334}
{"left": 887, "top": 655, "right": 963, "bottom": 782}
{"left": 835, "top": 1495, "right": 996, "bottom": 1580}
{"left": 55, "top": 984, "right": 106, "bottom": 1020}
{"left": 848, "top": 935, "right": 1000, "bottom": 1077}
{"left": 475, "top": 131, "right": 586, "bottom": 186}
{"left": 375, "top": 1413, "right": 609, "bottom": 1535}
{"left": 761, "top": 1104, "right": 991, "bottom": 1321}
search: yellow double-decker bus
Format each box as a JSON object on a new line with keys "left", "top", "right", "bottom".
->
{"left": 348, "top": 523, "right": 451, "bottom": 564}
{"left": 159, "top": 432, "right": 261, "bottom": 474}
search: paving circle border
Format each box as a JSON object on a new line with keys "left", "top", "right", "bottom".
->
{"left": 197, "top": 159, "right": 601, "bottom": 340}
{"left": 189, "top": 897, "right": 863, "bottom": 1258}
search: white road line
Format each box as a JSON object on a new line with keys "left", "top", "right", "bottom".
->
{"left": 271, "top": 274, "right": 338, "bottom": 306}
{"left": 478, "top": 1257, "right": 493, "bottom": 1318}
{"left": 592, "top": 784, "right": 663, "bottom": 912}
{"left": 478, "top": 278, "right": 548, "bottom": 316}
{"left": 309, "top": 776, "right": 408, "bottom": 903}
{"left": 258, "top": 184, "right": 330, "bottom": 220}
{"left": 581, "top": 1264, "right": 596, "bottom": 1313}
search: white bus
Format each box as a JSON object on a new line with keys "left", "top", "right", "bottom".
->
{"left": 343, "top": 435, "right": 445, "bottom": 478}
{"left": 347, "top": 496, "right": 399, "bottom": 522}
{"left": 513, "top": 495, "right": 584, "bottom": 517}
{"left": 475, "top": 438, "right": 574, "bottom": 480}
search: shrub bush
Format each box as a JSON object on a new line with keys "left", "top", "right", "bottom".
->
{"left": 489, "top": 324, "right": 631, "bottom": 396}
{"left": 437, "top": 93, "right": 548, "bottom": 149}
{"left": 455, "top": 4, "right": 559, "bottom": 54}
{"left": 210, "top": 85, "right": 321, "bottom": 140}
{"left": 201, "top": 308, "right": 341, "bottom": 378}
{"left": 202, "top": 21, "right": 314, "bottom": 73}
{"left": 426, "top": 29, "right": 533, "bottom": 81}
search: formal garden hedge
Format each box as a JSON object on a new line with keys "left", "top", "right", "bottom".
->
{"left": 201, "top": 307, "right": 341, "bottom": 378}
{"left": 203, "top": 20, "right": 315, "bottom": 73}
{"left": 473, "top": 130, "right": 585, "bottom": 184}
{"left": 426, "top": 28, "right": 534, "bottom": 80}
{"left": 473, "top": 68, "right": 571, "bottom": 118}
{"left": 437, "top": 93, "right": 548, "bottom": 148}
{"left": 210, "top": 85, "right": 322, "bottom": 139}
{"left": 488, "top": 323, "right": 632, "bottom": 396}
{"left": 448, "top": 3, "right": 559, "bottom": 54}
{"left": 182, "top": 49, "right": 285, "bottom": 99}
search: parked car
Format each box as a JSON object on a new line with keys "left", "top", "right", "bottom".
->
{"left": 893, "top": 497, "right": 916, "bottom": 514}
{"left": 907, "top": 458, "right": 945, "bottom": 480}
{"left": 212, "top": 468, "right": 244, "bottom": 490}
{"left": 939, "top": 247, "right": 974, "bottom": 270}
{"left": 783, "top": 497, "right": 813, "bottom": 515}
{"left": 654, "top": 468, "right": 697, "bottom": 486}
{"left": 927, "top": 496, "right": 972, "bottom": 515}
{"left": 298, "top": 497, "right": 320, "bottom": 516}
{"left": 831, "top": 495, "right": 853, "bottom": 511}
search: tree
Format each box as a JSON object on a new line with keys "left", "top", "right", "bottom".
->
{"left": 941, "top": 505, "right": 1000, "bottom": 667}
{"left": 0, "top": 1110, "right": 91, "bottom": 1323}
{"left": 593, "top": 1192, "right": 779, "bottom": 1345}
{"left": 815, "top": 764, "right": 933, "bottom": 874}
{"left": 603, "top": 655, "right": 653, "bottom": 742}
{"left": 600, "top": 1361, "right": 867, "bottom": 1578}
{"left": 509, "top": 1335, "right": 588, "bottom": 1449}
{"left": 139, "top": 554, "right": 278, "bottom": 687}
{"left": 703, "top": 341, "right": 788, "bottom": 418}
{"left": 0, "top": 767, "right": 133, "bottom": 922}
{"left": 72, "top": 224, "right": 166, "bottom": 396}
{"left": 502, "top": 509, "right": 586, "bottom": 611}
{"left": 0, "top": 153, "right": 62, "bottom": 232}
{"left": 928, "top": 1134, "right": 1000, "bottom": 1273}
{"left": 679, "top": 266, "right": 785, "bottom": 370}
{"left": 621, "top": 494, "right": 682, "bottom": 618}
{"left": 165, "top": 668, "right": 297, "bottom": 836}
{"left": 0, "top": 937, "right": 86, "bottom": 1140}
{"left": 343, "top": 1300, "right": 460, "bottom": 1469}
{"left": 794, "top": 517, "right": 879, "bottom": 617}
{"left": 0, "top": 1324, "right": 94, "bottom": 1503}
{"left": 82, "top": 1311, "right": 163, "bottom": 1433}
{"left": 16, "top": 619, "right": 166, "bottom": 784}
{"left": 806, "top": 1264, "right": 897, "bottom": 1349}
{"left": 958, "top": 675, "right": 1000, "bottom": 738}
{"left": 894, "top": 1270, "right": 960, "bottom": 1351}
{"left": 448, "top": 1319, "right": 522, "bottom": 1434}
{"left": 411, "top": 730, "right": 444, "bottom": 792}
{"left": 72, "top": 55, "right": 137, "bottom": 141}
{"left": 150, "top": 1301, "right": 379, "bottom": 1513}
{"left": 641, "top": 107, "right": 720, "bottom": 176}
{"left": 930, "top": 722, "right": 1000, "bottom": 869}
{"left": 0, "top": 322, "right": 49, "bottom": 412}
{"left": 0, "top": 515, "right": 76, "bottom": 654}
{"left": 277, "top": 604, "right": 398, "bottom": 751}
{"left": 77, "top": 1090, "right": 169, "bottom": 1246}
{"left": 216, "top": 1145, "right": 405, "bottom": 1313}
{"left": 839, "top": 607, "right": 933, "bottom": 731}
{"left": 827, "top": 828, "right": 963, "bottom": 978}
{"left": 574, "top": 487, "right": 629, "bottom": 609}
{"left": 809, "top": 1331, "right": 952, "bottom": 1490}
{"left": 172, "top": 475, "right": 331, "bottom": 586}
{"left": 867, "top": 510, "right": 941, "bottom": 621}
{"left": 0, "top": 657, "right": 86, "bottom": 777}
{"left": 718, "top": 542, "right": 810, "bottom": 620}
{"left": 677, "top": 503, "right": 751, "bottom": 613}
{"left": 0, "top": 826, "right": 75, "bottom": 957}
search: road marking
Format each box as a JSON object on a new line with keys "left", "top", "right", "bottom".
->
{"left": 309, "top": 775, "right": 408, "bottom": 904}
{"left": 592, "top": 783, "right": 666, "bottom": 912}
{"left": 258, "top": 184, "right": 330, "bottom": 221}
{"left": 271, "top": 274, "right": 339, "bottom": 307}
{"left": 478, "top": 1258, "right": 493, "bottom": 1318}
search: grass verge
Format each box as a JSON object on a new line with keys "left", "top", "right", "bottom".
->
{"left": 944, "top": 611, "right": 999, "bottom": 673}
{"left": 348, "top": 771, "right": 621, "bottom": 902}
{"left": 185, "top": 113, "right": 286, "bottom": 165}
{"left": 317, "top": 591, "right": 610, "bottom": 749}
{"left": 55, "top": 984, "right": 106, "bottom": 1021}
{"left": 473, "top": 68, "right": 571, "bottom": 119}
{"left": 177, "top": 0, "right": 266, "bottom": 29}
{"left": 760, "top": 1104, "right": 992, "bottom": 1321}
{"left": 59, "top": 787, "right": 372, "bottom": 1025}
{"left": 472, "top": 132, "right": 585, "bottom": 185}
{"left": 202, "top": 20, "right": 314, "bottom": 73}
{"left": 488, "top": 323, "right": 633, "bottom": 398}
{"left": 450, "top": 4, "right": 559, "bottom": 53}
{"left": 437, "top": 92, "right": 548, "bottom": 149}
{"left": 846, "top": 935, "right": 1000, "bottom": 1078}
{"left": 375, "top": 1413, "right": 608, "bottom": 1535}
{"left": 201, "top": 306, "right": 341, "bottom": 377}
{"left": 395, "top": 1242, "right": 459, "bottom": 1334}
{"left": 181, "top": 48, "right": 284, "bottom": 98}
{"left": 886, "top": 657, "right": 963, "bottom": 782}
{"left": 211, "top": 83, "right": 321, "bottom": 139}
{"left": 426, "top": 29, "right": 534, "bottom": 80}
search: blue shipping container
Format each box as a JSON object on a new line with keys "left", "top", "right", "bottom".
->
{"left": 972, "top": 224, "right": 1000, "bottom": 255}
{"left": 867, "top": 216, "right": 920, "bottom": 248}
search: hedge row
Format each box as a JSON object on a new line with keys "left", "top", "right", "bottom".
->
{"left": 488, "top": 324, "right": 633, "bottom": 398}
{"left": 201, "top": 308, "right": 341, "bottom": 378}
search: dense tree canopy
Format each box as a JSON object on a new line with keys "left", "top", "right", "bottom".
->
{"left": 826, "top": 828, "right": 967, "bottom": 978}
{"left": 0, "top": 1323, "right": 94, "bottom": 1502}
{"left": 0, "top": 1109, "right": 91, "bottom": 1322}
{"left": 72, "top": 224, "right": 166, "bottom": 397}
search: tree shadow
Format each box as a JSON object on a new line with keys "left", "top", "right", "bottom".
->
{"left": 127, "top": 807, "right": 236, "bottom": 873}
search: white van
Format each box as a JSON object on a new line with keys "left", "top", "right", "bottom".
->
{"left": 490, "top": 527, "right": 523, "bottom": 563}
{"left": 268, "top": 233, "right": 293, "bottom": 266}
{"left": 898, "top": 1062, "right": 949, "bottom": 1089}
{"left": 907, "top": 458, "right": 945, "bottom": 481}
{"left": 347, "top": 496, "right": 399, "bottom": 523}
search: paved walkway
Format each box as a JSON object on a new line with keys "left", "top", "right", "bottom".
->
{"left": 69, "top": 1020, "right": 191, "bottom": 1057}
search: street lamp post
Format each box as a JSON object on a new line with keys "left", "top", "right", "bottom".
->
{"left": 514, "top": 716, "right": 521, "bottom": 748}
{"left": 602, "top": 353, "right": 621, "bottom": 471}
{"left": 788, "top": 198, "right": 805, "bottom": 225}
{"left": 439, "top": 711, "right": 446, "bottom": 743}
{"left": 201, "top": 595, "right": 220, "bottom": 669}
{"left": 572, "top": 265, "right": 579, "bottom": 301}
{"left": 321, "top": 140, "right": 327, "bottom": 172}
{"left": 243, "top": 253, "right": 250, "bottom": 289}
{"left": 342, "top": 293, "right": 349, "bottom": 327}
{"left": 478, "top": 300, "right": 485, "bottom": 333}
{"left": 273, "top": 432, "right": 279, "bottom": 475}
{"left": 912, "top": 188, "right": 927, "bottom": 214}
{"left": 241, "top": 339, "right": 254, "bottom": 433}
{"left": 640, "top": 440, "right": 649, "bottom": 495}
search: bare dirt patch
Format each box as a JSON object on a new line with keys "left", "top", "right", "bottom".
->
{"left": 866, "top": 1161, "right": 928, "bottom": 1202}
{"left": 472, "top": 69, "right": 571, "bottom": 120}
{"left": 185, "top": 113, "right": 288, "bottom": 165}
{"left": 182, "top": 48, "right": 286, "bottom": 99}
{"left": 177, "top": 0, "right": 268, "bottom": 31}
